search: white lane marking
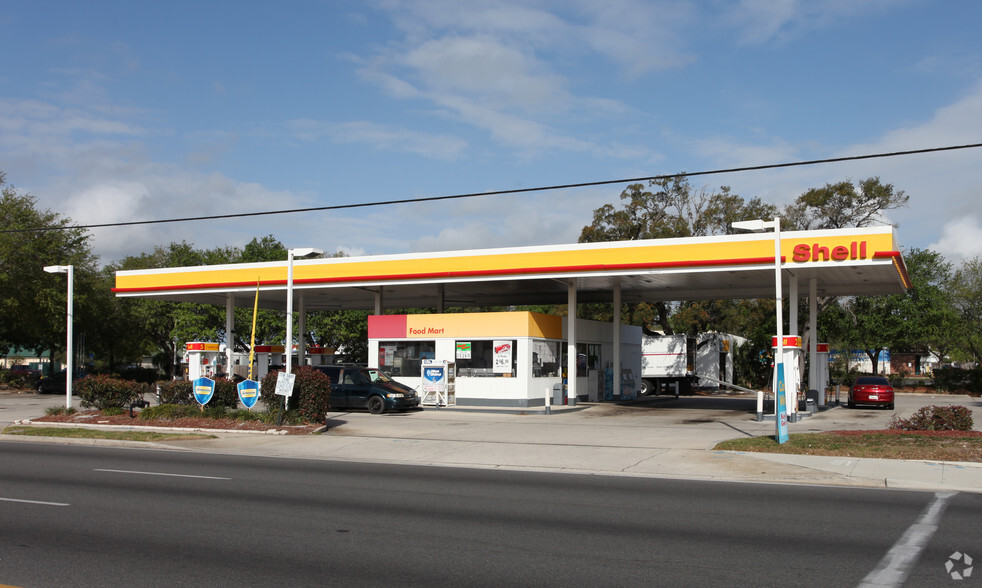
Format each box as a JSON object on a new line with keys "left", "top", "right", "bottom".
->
{"left": 857, "top": 491, "right": 956, "bottom": 587}
{"left": 95, "top": 469, "right": 230, "bottom": 480}
{"left": 0, "top": 497, "right": 70, "bottom": 506}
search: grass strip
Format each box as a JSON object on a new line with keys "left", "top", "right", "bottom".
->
{"left": 715, "top": 431, "right": 982, "bottom": 462}
{"left": 1, "top": 425, "right": 217, "bottom": 442}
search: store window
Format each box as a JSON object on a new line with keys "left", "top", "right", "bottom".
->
{"left": 561, "top": 342, "right": 602, "bottom": 377}
{"left": 532, "top": 340, "right": 561, "bottom": 377}
{"left": 578, "top": 343, "right": 602, "bottom": 372}
{"left": 377, "top": 341, "right": 435, "bottom": 377}
{"left": 455, "top": 339, "right": 517, "bottom": 377}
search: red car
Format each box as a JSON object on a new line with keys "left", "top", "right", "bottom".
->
{"left": 848, "top": 376, "right": 895, "bottom": 410}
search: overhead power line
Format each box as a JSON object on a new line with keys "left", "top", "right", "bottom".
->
{"left": 5, "top": 142, "right": 982, "bottom": 234}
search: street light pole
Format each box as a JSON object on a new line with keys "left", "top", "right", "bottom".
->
{"left": 284, "top": 248, "right": 323, "bottom": 412}
{"left": 772, "top": 218, "right": 785, "bottom": 433}
{"left": 731, "top": 218, "right": 787, "bottom": 442}
{"left": 43, "top": 265, "right": 74, "bottom": 410}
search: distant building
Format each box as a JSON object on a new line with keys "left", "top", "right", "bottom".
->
{"left": 1, "top": 348, "right": 52, "bottom": 371}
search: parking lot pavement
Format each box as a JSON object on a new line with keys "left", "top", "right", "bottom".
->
{"left": 0, "top": 391, "right": 72, "bottom": 428}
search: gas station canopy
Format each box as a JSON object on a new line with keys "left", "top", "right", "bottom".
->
{"left": 113, "top": 226, "right": 909, "bottom": 310}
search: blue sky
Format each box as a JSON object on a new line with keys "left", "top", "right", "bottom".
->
{"left": 3, "top": 0, "right": 982, "bottom": 266}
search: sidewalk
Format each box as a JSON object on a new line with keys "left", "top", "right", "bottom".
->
{"left": 5, "top": 392, "right": 982, "bottom": 493}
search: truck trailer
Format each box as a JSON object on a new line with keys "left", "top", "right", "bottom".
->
{"left": 640, "top": 332, "right": 742, "bottom": 395}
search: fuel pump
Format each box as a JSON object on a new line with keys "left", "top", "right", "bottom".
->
{"left": 772, "top": 336, "right": 802, "bottom": 420}
{"left": 306, "top": 346, "right": 336, "bottom": 366}
{"left": 815, "top": 343, "right": 830, "bottom": 406}
{"left": 185, "top": 342, "right": 224, "bottom": 380}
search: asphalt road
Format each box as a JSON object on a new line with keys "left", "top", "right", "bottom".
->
{"left": 1, "top": 442, "right": 978, "bottom": 587}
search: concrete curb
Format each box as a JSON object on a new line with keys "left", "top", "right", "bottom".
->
{"left": 9, "top": 419, "right": 328, "bottom": 436}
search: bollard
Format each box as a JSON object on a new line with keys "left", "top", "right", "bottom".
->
{"left": 129, "top": 399, "right": 150, "bottom": 418}
{"left": 544, "top": 387, "right": 551, "bottom": 415}
{"left": 756, "top": 391, "right": 764, "bottom": 422}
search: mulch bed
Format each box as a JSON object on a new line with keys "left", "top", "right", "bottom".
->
{"left": 30, "top": 410, "right": 321, "bottom": 435}
{"left": 828, "top": 429, "right": 982, "bottom": 438}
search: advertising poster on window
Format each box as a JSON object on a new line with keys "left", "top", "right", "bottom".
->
{"left": 380, "top": 345, "right": 395, "bottom": 366}
{"left": 493, "top": 340, "right": 512, "bottom": 374}
{"left": 456, "top": 341, "right": 472, "bottom": 360}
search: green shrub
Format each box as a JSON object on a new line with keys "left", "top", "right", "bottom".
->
{"left": 76, "top": 375, "right": 147, "bottom": 410}
{"left": 115, "top": 366, "right": 159, "bottom": 384}
{"left": 44, "top": 406, "right": 77, "bottom": 416}
{"left": 1, "top": 368, "right": 39, "bottom": 389}
{"left": 932, "top": 368, "right": 969, "bottom": 393}
{"left": 140, "top": 403, "right": 200, "bottom": 421}
{"left": 230, "top": 409, "right": 263, "bottom": 422}
{"left": 259, "top": 366, "right": 331, "bottom": 423}
{"left": 889, "top": 405, "right": 974, "bottom": 432}
{"left": 157, "top": 380, "right": 193, "bottom": 405}
{"left": 157, "top": 378, "right": 240, "bottom": 407}
{"left": 966, "top": 368, "right": 982, "bottom": 397}
{"left": 212, "top": 379, "right": 239, "bottom": 408}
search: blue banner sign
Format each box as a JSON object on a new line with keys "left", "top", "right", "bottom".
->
{"left": 775, "top": 364, "right": 789, "bottom": 444}
{"left": 193, "top": 377, "right": 215, "bottom": 406}
{"left": 237, "top": 379, "right": 260, "bottom": 409}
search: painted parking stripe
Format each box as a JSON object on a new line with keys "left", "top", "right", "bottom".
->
{"left": 95, "top": 469, "right": 231, "bottom": 480}
{"left": 857, "top": 491, "right": 956, "bottom": 587}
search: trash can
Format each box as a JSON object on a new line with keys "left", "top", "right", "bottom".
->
{"left": 805, "top": 389, "right": 819, "bottom": 413}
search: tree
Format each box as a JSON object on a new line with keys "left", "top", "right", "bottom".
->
{"left": 108, "top": 242, "right": 234, "bottom": 377}
{"left": 305, "top": 310, "right": 370, "bottom": 363}
{"left": 896, "top": 249, "right": 961, "bottom": 365}
{"left": 823, "top": 249, "right": 958, "bottom": 374}
{"left": 782, "top": 177, "right": 909, "bottom": 230}
{"left": 0, "top": 172, "right": 97, "bottom": 371}
{"left": 240, "top": 235, "right": 287, "bottom": 263}
{"left": 579, "top": 176, "right": 776, "bottom": 333}
{"left": 952, "top": 256, "right": 982, "bottom": 363}
{"left": 580, "top": 176, "right": 777, "bottom": 242}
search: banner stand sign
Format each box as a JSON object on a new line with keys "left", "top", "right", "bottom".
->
{"left": 237, "top": 379, "right": 260, "bottom": 409}
{"left": 775, "top": 365, "right": 789, "bottom": 444}
{"left": 421, "top": 359, "right": 447, "bottom": 407}
{"left": 193, "top": 377, "right": 215, "bottom": 407}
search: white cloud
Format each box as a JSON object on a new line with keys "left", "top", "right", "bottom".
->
{"left": 720, "top": 0, "right": 899, "bottom": 45}
{"left": 687, "top": 79, "right": 982, "bottom": 260}
{"left": 929, "top": 216, "right": 982, "bottom": 264}
{"left": 42, "top": 167, "right": 310, "bottom": 264}
{"left": 405, "top": 187, "right": 613, "bottom": 253}
{"left": 359, "top": 1, "right": 682, "bottom": 155}
{"left": 401, "top": 36, "right": 566, "bottom": 111}
{"left": 286, "top": 119, "right": 468, "bottom": 161}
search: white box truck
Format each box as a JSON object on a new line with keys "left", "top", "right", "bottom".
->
{"left": 640, "top": 333, "right": 741, "bottom": 395}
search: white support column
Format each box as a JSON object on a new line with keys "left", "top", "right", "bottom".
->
{"left": 612, "top": 282, "right": 621, "bottom": 403}
{"left": 810, "top": 277, "right": 821, "bottom": 406}
{"left": 375, "top": 289, "right": 383, "bottom": 315}
{"left": 788, "top": 274, "right": 799, "bottom": 419}
{"left": 789, "top": 275, "right": 799, "bottom": 337}
{"left": 567, "top": 279, "right": 577, "bottom": 406}
{"left": 226, "top": 294, "right": 235, "bottom": 378}
{"left": 298, "top": 294, "right": 307, "bottom": 366}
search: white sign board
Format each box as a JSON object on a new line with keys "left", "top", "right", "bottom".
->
{"left": 275, "top": 371, "right": 296, "bottom": 397}
{"left": 493, "top": 340, "right": 512, "bottom": 374}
